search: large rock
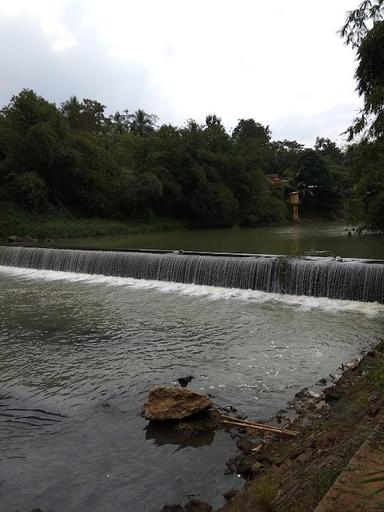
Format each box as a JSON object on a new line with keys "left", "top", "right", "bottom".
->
{"left": 145, "top": 387, "right": 212, "bottom": 421}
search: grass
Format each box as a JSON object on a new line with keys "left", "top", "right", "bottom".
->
{"left": 225, "top": 479, "right": 279, "bottom": 512}
{"left": 0, "top": 204, "right": 187, "bottom": 240}
{"left": 252, "top": 481, "right": 278, "bottom": 511}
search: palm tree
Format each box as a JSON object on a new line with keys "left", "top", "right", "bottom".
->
{"left": 129, "top": 109, "right": 157, "bottom": 136}
{"left": 61, "top": 96, "right": 81, "bottom": 129}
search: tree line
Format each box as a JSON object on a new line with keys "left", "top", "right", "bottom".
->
{"left": 0, "top": 89, "right": 359, "bottom": 229}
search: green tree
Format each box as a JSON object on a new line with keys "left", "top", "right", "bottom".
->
{"left": 340, "top": 1, "right": 384, "bottom": 230}
{"left": 341, "top": 1, "right": 384, "bottom": 139}
{"left": 232, "top": 119, "right": 271, "bottom": 145}
{"left": 0, "top": 90, "right": 292, "bottom": 228}
{"left": 272, "top": 139, "right": 304, "bottom": 179}
{"left": 129, "top": 109, "right": 158, "bottom": 136}
{"left": 314, "top": 137, "right": 343, "bottom": 163}
{"left": 61, "top": 97, "right": 107, "bottom": 134}
{"left": 295, "top": 149, "right": 338, "bottom": 213}
{"left": 344, "top": 141, "right": 384, "bottom": 229}
{"left": 9, "top": 171, "right": 49, "bottom": 210}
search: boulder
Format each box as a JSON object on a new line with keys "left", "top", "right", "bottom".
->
{"left": 144, "top": 387, "right": 212, "bottom": 421}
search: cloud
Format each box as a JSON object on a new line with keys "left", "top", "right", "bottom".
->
{"left": 0, "top": 0, "right": 362, "bottom": 145}
{"left": 271, "top": 103, "right": 362, "bottom": 147}
{"left": 0, "top": 1, "right": 177, "bottom": 119}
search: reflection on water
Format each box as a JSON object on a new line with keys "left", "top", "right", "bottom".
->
{"left": 145, "top": 420, "right": 215, "bottom": 448}
{"left": 0, "top": 266, "right": 383, "bottom": 511}
{"left": 52, "top": 222, "right": 384, "bottom": 259}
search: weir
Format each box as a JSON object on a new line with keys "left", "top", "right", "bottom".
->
{"left": 0, "top": 245, "right": 383, "bottom": 303}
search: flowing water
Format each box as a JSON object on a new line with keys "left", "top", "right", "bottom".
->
{"left": 1, "top": 264, "right": 384, "bottom": 512}
{"left": 0, "top": 246, "right": 383, "bottom": 303}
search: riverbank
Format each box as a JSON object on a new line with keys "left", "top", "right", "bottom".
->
{"left": 0, "top": 204, "right": 187, "bottom": 241}
{"left": 0, "top": 203, "right": 348, "bottom": 246}
{"left": 162, "top": 341, "right": 384, "bottom": 512}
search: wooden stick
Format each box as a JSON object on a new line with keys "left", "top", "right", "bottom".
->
{"left": 219, "top": 413, "right": 278, "bottom": 428}
{"left": 222, "top": 419, "right": 299, "bottom": 436}
{"left": 220, "top": 413, "right": 294, "bottom": 430}
{"left": 220, "top": 418, "right": 298, "bottom": 437}
{"left": 220, "top": 414, "right": 297, "bottom": 433}
{"left": 219, "top": 415, "right": 299, "bottom": 437}
{"left": 220, "top": 418, "right": 297, "bottom": 436}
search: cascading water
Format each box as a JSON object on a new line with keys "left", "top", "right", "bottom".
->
{"left": 0, "top": 246, "right": 383, "bottom": 303}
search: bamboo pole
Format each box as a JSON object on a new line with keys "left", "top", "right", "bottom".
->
{"left": 219, "top": 414, "right": 299, "bottom": 437}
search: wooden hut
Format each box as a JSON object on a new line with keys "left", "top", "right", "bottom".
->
{"left": 289, "top": 191, "right": 300, "bottom": 221}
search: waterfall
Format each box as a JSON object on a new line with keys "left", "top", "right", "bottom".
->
{"left": 0, "top": 246, "right": 383, "bottom": 303}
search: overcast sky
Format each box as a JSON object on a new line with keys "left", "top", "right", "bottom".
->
{"left": 0, "top": 0, "right": 361, "bottom": 146}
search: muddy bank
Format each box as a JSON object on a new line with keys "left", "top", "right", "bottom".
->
{"left": 160, "top": 342, "right": 384, "bottom": 512}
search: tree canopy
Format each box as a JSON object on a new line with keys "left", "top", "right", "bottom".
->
{"left": 341, "top": 0, "right": 384, "bottom": 140}
{"left": 0, "top": 89, "right": 371, "bottom": 229}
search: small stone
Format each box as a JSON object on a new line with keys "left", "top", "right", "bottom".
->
{"left": 223, "top": 405, "right": 238, "bottom": 414}
{"left": 251, "top": 461, "right": 264, "bottom": 475}
{"left": 308, "top": 390, "right": 322, "bottom": 399}
{"left": 236, "top": 437, "right": 257, "bottom": 454}
{"left": 177, "top": 376, "right": 194, "bottom": 387}
{"left": 276, "top": 408, "right": 288, "bottom": 418}
{"left": 295, "top": 387, "right": 310, "bottom": 399}
{"left": 297, "top": 451, "right": 312, "bottom": 463}
{"left": 324, "top": 387, "right": 343, "bottom": 402}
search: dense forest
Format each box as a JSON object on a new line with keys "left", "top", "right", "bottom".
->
{"left": 0, "top": 2, "right": 383, "bottom": 234}
{"left": 0, "top": 89, "right": 361, "bottom": 230}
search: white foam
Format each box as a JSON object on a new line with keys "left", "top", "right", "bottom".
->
{"left": 1, "top": 265, "right": 383, "bottom": 316}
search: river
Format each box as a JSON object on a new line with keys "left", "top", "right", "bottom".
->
{"left": 51, "top": 222, "right": 384, "bottom": 259}
{"left": 1, "top": 263, "right": 383, "bottom": 511}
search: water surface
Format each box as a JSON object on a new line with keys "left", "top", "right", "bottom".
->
{"left": 0, "top": 267, "right": 383, "bottom": 511}
{"left": 52, "top": 222, "right": 384, "bottom": 259}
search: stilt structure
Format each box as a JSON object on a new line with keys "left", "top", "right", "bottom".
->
{"left": 289, "top": 191, "right": 300, "bottom": 221}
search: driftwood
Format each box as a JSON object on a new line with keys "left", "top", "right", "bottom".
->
{"left": 219, "top": 414, "right": 299, "bottom": 437}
